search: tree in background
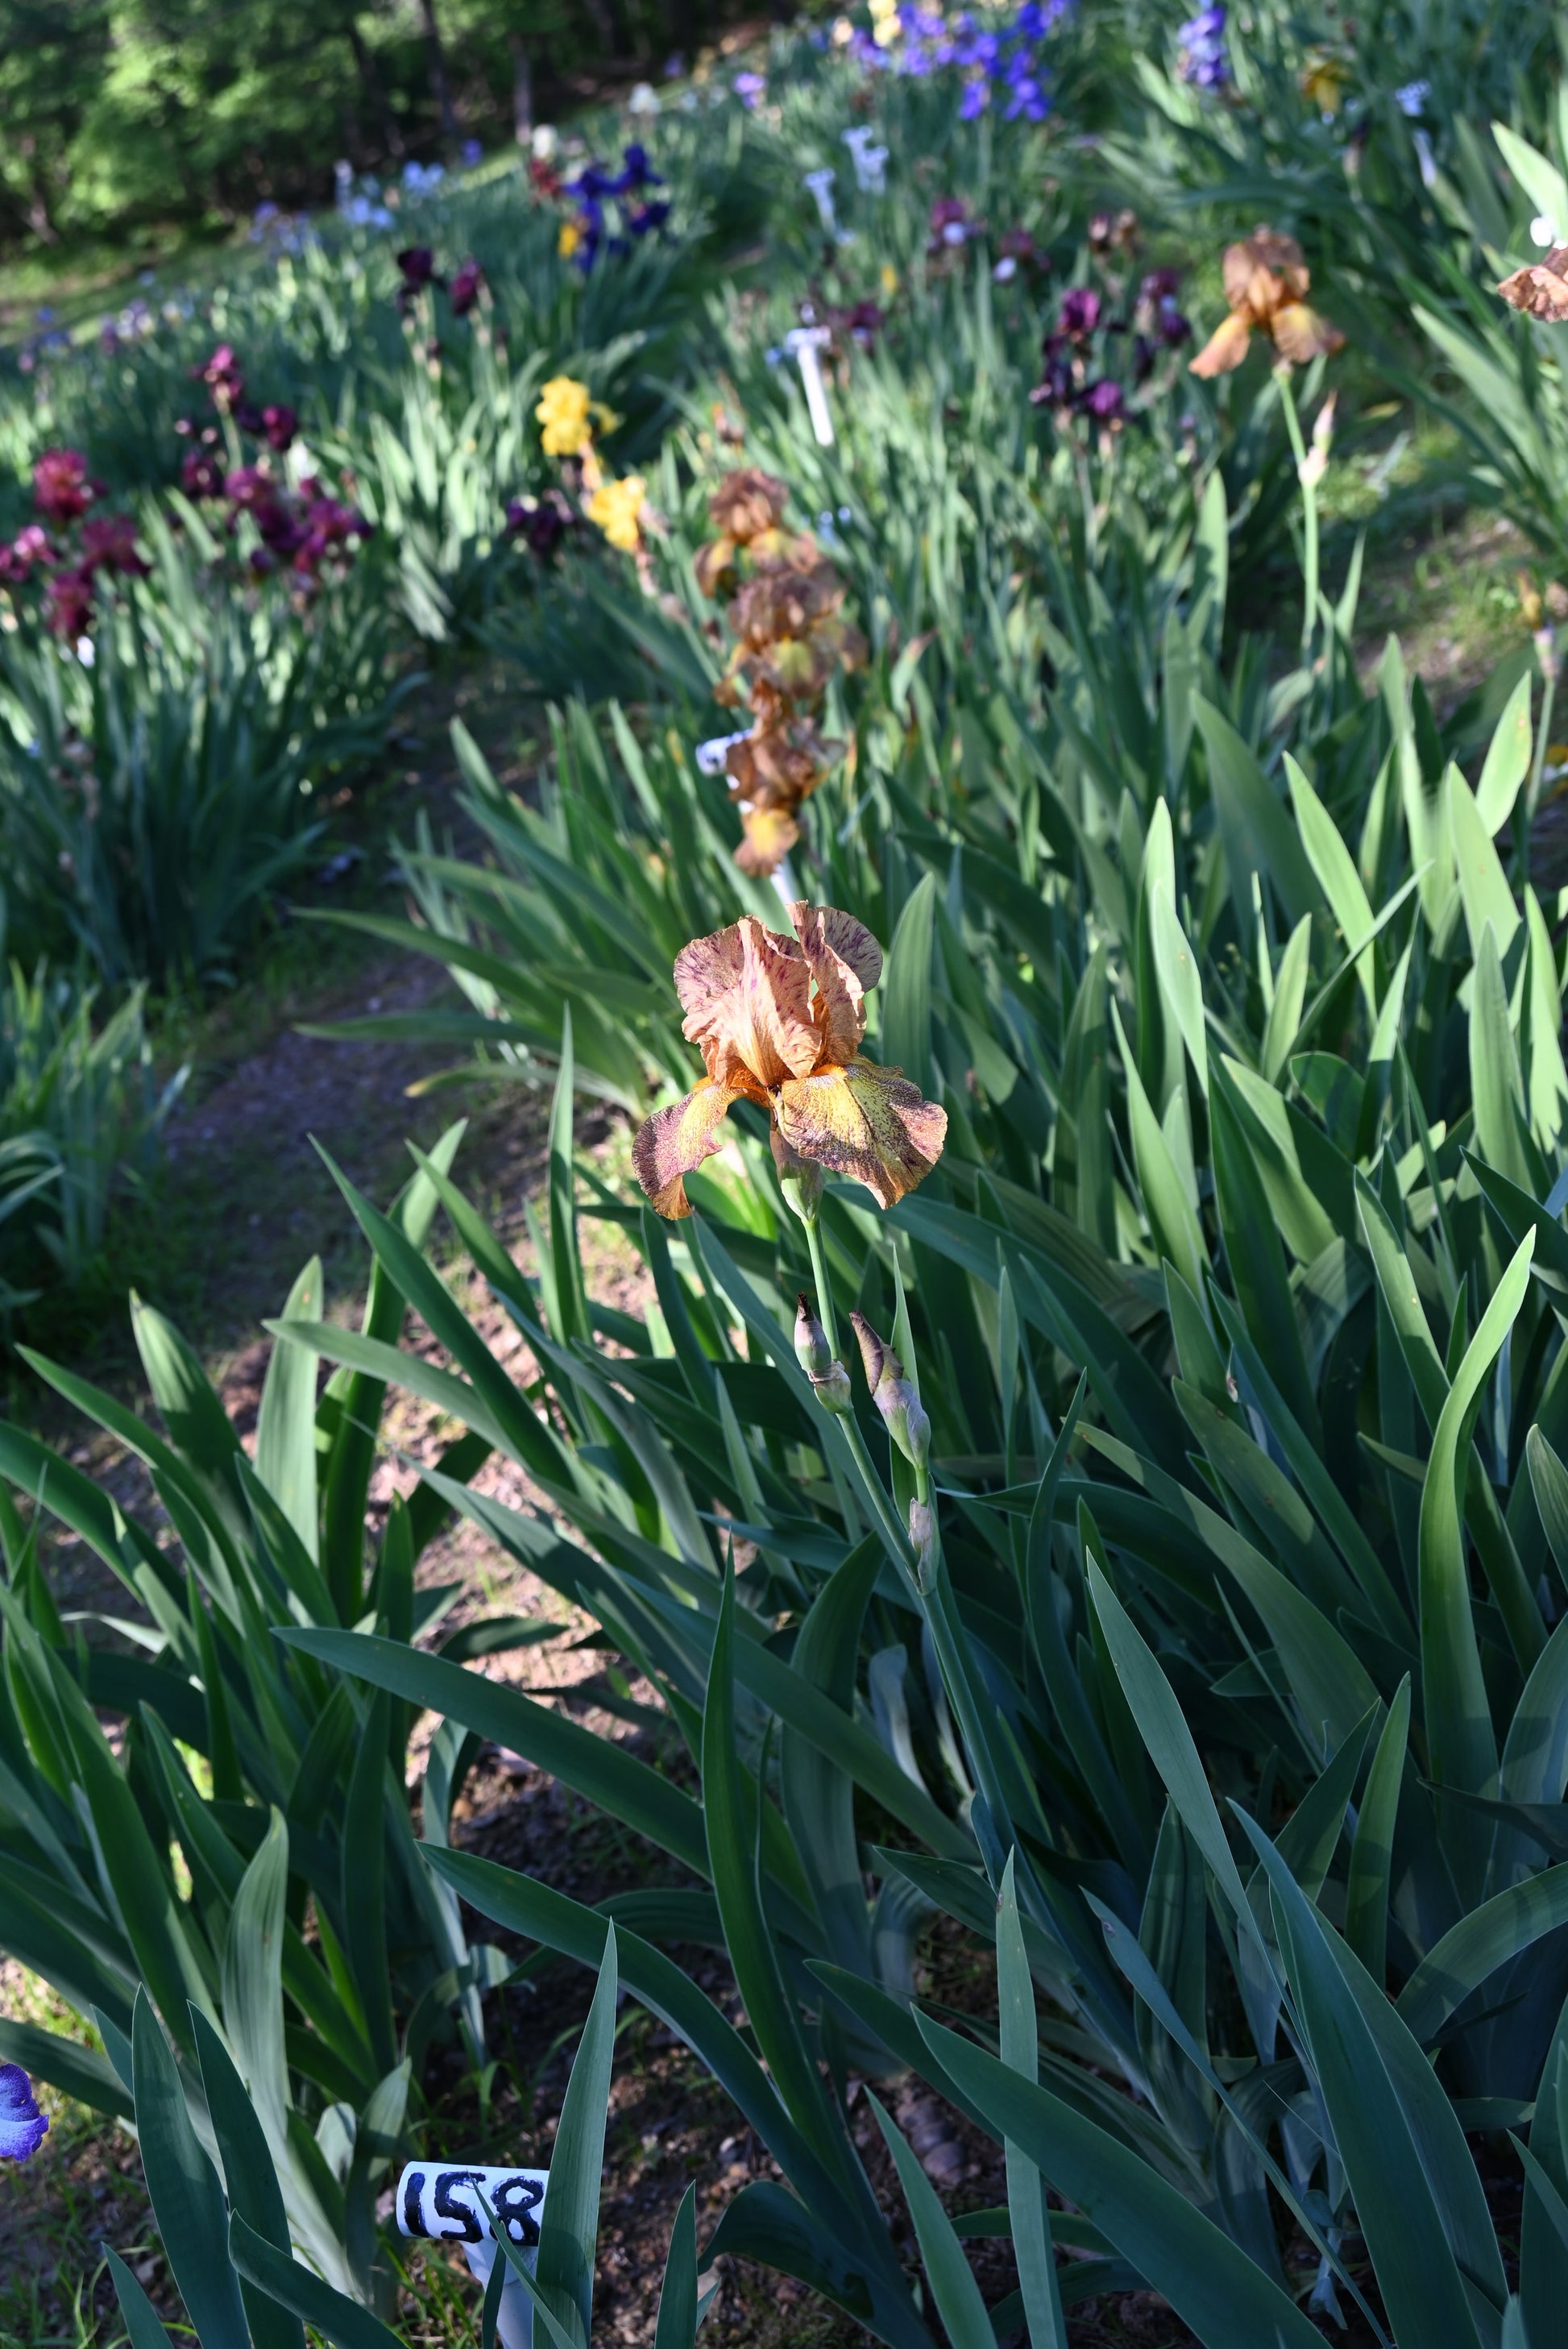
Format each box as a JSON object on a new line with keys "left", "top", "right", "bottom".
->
{"left": 0, "top": 0, "right": 111, "bottom": 243}
{"left": 0, "top": 0, "right": 732, "bottom": 253}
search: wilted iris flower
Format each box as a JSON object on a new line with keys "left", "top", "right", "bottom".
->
{"left": 1299, "top": 49, "right": 1350, "bottom": 114}
{"left": 33, "top": 448, "right": 96, "bottom": 523}
{"left": 1497, "top": 244, "right": 1568, "bottom": 320}
{"left": 1189, "top": 227, "right": 1344, "bottom": 374}
{"left": 0, "top": 2068, "right": 48, "bottom": 2163}
{"left": 633, "top": 904, "right": 947, "bottom": 1217}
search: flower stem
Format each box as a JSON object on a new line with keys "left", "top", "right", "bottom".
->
{"left": 804, "top": 1213, "right": 915, "bottom": 1572}
{"left": 1277, "top": 368, "right": 1318, "bottom": 653}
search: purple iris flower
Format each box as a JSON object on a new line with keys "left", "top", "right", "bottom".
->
{"left": 1060, "top": 286, "right": 1101, "bottom": 338}
{"left": 0, "top": 2068, "right": 48, "bottom": 2163}
{"left": 734, "top": 71, "right": 765, "bottom": 109}
{"left": 1083, "top": 379, "right": 1125, "bottom": 420}
{"left": 1176, "top": 4, "right": 1229, "bottom": 89}
{"left": 617, "top": 143, "right": 664, "bottom": 193}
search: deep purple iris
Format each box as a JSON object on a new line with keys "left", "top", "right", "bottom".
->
{"left": 450, "top": 259, "right": 484, "bottom": 315}
{"left": 1060, "top": 287, "right": 1101, "bottom": 338}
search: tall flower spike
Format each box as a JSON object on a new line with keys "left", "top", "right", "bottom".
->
{"left": 0, "top": 2066, "right": 48, "bottom": 2162}
{"left": 633, "top": 903, "right": 946, "bottom": 1219}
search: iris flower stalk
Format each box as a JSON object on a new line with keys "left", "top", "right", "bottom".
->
{"left": 633, "top": 900, "right": 946, "bottom": 1581}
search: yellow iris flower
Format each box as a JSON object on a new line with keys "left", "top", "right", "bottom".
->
{"left": 537, "top": 374, "right": 592, "bottom": 454}
{"left": 587, "top": 474, "right": 647, "bottom": 551}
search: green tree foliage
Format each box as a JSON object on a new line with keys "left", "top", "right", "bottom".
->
{"left": 0, "top": 0, "right": 740, "bottom": 250}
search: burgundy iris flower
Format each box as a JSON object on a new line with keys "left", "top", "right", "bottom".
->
{"left": 0, "top": 524, "right": 52, "bottom": 579}
{"left": 79, "top": 514, "right": 151, "bottom": 577}
{"left": 33, "top": 449, "right": 96, "bottom": 524}
{"left": 261, "top": 404, "right": 299, "bottom": 452}
{"left": 195, "top": 342, "right": 246, "bottom": 408}
{"left": 44, "top": 567, "right": 95, "bottom": 639}
{"left": 181, "top": 449, "right": 226, "bottom": 498}
{"left": 450, "top": 260, "right": 484, "bottom": 315}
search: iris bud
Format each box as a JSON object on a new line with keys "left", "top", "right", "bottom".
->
{"left": 848, "top": 1311, "right": 931, "bottom": 1471}
{"left": 796, "top": 1293, "right": 852, "bottom": 1416}
{"left": 778, "top": 1157, "right": 826, "bottom": 1226}
{"left": 908, "top": 1500, "right": 937, "bottom": 1591}
{"left": 795, "top": 1293, "right": 833, "bottom": 1378}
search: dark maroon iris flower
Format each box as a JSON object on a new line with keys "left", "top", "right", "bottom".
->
{"left": 44, "top": 567, "right": 95, "bottom": 638}
{"left": 450, "top": 259, "right": 484, "bottom": 314}
{"left": 181, "top": 449, "right": 226, "bottom": 499}
{"left": 79, "top": 514, "right": 151, "bottom": 577}
{"left": 262, "top": 404, "right": 299, "bottom": 452}
{"left": 504, "top": 491, "right": 572, "bottom": 557}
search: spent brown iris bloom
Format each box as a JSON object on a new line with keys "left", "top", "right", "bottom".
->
{"left": 695, "top": 467, "right": 866, "bottom": 877}
{"left": 633, "top": 902, "right": 947, "bottom": 1218}
{"left": 1497, "top": 246, "right": 1568, "bottom": 322}
{"left": 1189, "top": 228, "right": 1344, "bottom": 378}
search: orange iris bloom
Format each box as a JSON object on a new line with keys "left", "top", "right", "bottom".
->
{"left": 633, "top": 903, "right": 948, "bottom": 1218}
{"left": 1190, "top": 228, "right": 1345, "bottom": 378}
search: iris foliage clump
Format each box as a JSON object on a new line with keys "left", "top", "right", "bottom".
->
{"left": 15, "top": 6, "right": 1568, "bottom": 2347}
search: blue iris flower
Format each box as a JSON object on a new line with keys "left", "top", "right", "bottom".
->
{"left": 0, "top": 2067, "right": 48, "bottom": 2163}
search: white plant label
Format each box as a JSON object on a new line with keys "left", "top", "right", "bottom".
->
{"left": 784, "top": 326, "right": 836, "bottom": 446}
{"left": 396, "top": 2163, "right": 549, "bottom": 2349}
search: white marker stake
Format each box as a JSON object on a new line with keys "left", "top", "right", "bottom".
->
{"left": 695, "top": 730, "right": 752, "bottom": 775}
{"left": 396, "top": 2160, "right": 549, "bottom": 2349}
{"left": 803, "top": 168, "right": 839, "bottom": 238}
{"left": 784, "top": 326, "right": 835, "bottom": 447}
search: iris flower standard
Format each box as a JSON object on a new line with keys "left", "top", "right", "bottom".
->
{"left": 0, "top": 2066, "right": 48, "bottom": 2162}
{"left": 633, "top": 903, "right": 947, "bottom": 1218}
